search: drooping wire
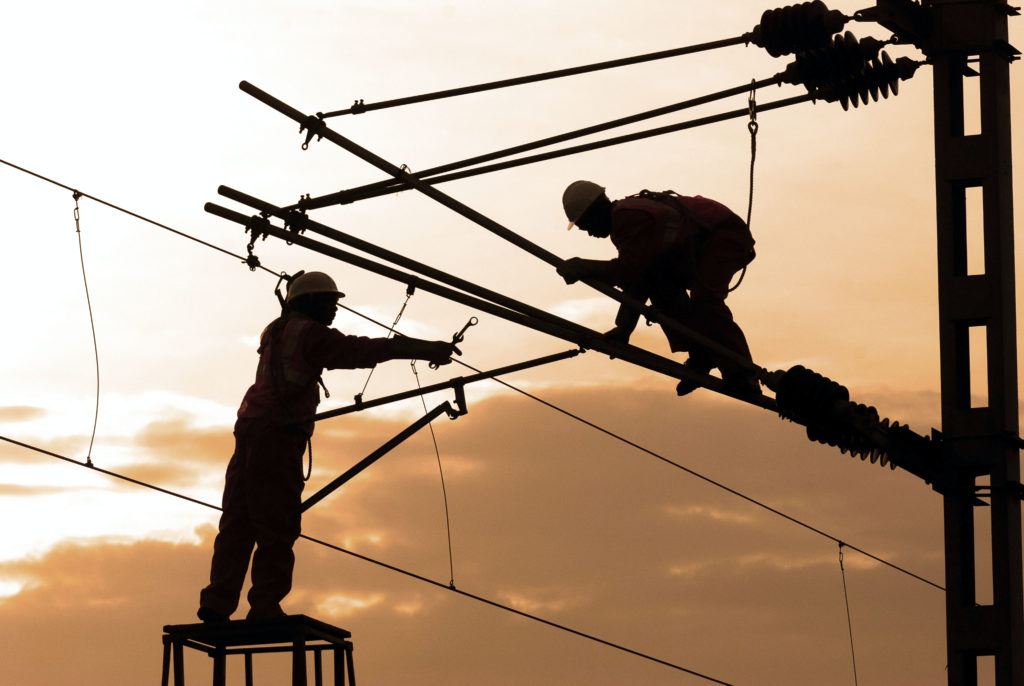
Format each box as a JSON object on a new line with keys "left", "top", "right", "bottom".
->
{"left": 444, "top": 357, "right": 945, "bottom": 592}
{"left": 72, "top": 191, "right": 99, "bottom": 468}
{"left": 2, "top": 157, "right": 944, "bottom": 593}
{"left": 410, "top": 359, "right": 457, "bottom": 589}
{"left": 0, "top": 433, "right": 733, "bottom": 686}
{"left": 838, "top": 543, "right": 860, "bottom": 686}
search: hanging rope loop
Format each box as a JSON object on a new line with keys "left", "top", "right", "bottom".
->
{"left": 838, "top": 542, "right": 860, "bottom": 686}
{"left": 71, "top": 190, "right": 99, "bottom": 468}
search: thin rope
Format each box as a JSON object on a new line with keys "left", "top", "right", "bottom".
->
{"left": 729, "top": 79, "right": 759, "bottom": 294}
{"left": 0, "top": 434, "right": 731, "bottom": 685}
{"left": 838, "top": 543, "right": 860, "bottom": 686}
{"left": 72, "top": 191, "right": 100, "bottom": 467}
{"left": 411, "top": 360, "right": 457, "bottom": 589}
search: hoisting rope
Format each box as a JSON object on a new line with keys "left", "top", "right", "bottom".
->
{"left": 72, "top": 191, "right": 100, "bottom": 468}
{"left": 410, "top": 359, "right": 457, "bottom": 589}
{"left": 838, "top": 543, "right": 860, "bottom": 686}
{"left": 354, "top": 282, "right": 458, "bottom": 588}
{"left": 729, "top": 79, "right": 759, "bottom": 293}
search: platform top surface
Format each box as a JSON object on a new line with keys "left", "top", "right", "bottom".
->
{"left": 163, "top": 614, "right": 351, "bottom": 648}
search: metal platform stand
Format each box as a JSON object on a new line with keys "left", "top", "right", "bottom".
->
{"left": 161, "top": 614, "right": 356, "bottom": 686}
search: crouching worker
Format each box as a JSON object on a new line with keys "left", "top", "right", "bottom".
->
{"left": 557, "top": 180, "right": 759, "bottom": 396}
{"left": 198, "top": 271, "right": 459, "bottom": 622}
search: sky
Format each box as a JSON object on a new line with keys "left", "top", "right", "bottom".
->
{"left": 0, "top": 1, "right": 1022, "bottom": 684}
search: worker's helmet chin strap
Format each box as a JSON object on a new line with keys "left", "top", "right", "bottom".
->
{"left": 274, "top": 270, "right": 306, "bottom": 310}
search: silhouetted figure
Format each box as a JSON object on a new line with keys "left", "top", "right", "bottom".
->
{"left": 557, "top": 180, "right": 758, "bottom": 396}
{"left": 198, "top": 271, "right": 459, "bottom": 622}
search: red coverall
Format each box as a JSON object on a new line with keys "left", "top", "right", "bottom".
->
{"left": 199, "top": 313, "right": 392, "bottom": 620}
{"left": 606, "top": 193, "right": 755, "bottom": 376}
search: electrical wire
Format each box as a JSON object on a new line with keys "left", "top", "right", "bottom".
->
{"left": 299, "top": 91, "right": 811, "bottom": 210}
{"left": 317, "top": 35, "right": 749, "bottom": 118}
{"left": 298, "top": 76, "right": 781, "bottom": 211}
{"left": 0, "top": 158, "right": 281, "bottom": 279}
{"left": 71, "top": 191, "right": 99, "bottom": 467}
{"left": 0, "top": 154, "right": 942, "bottom": 589}
{"left": 0, "top": 433, "right": 734, "bottom": 686}
{"left": 443, "top": 356, "right": 946, "bottom": 593}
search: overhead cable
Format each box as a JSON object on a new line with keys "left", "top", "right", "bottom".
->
{"left": 0, "top": 434, "right": 735, "bottom": 686}
{"left": 206, "top": 200, "right": 774, "bottom": 409}
{"left": 0, "top": 157, "right": 281, "bottom": 279}
{"left": 237, "top": 81, "right": 775, "bottom": 384}
{"left": 317, "top": 36, "right": 750, "bottom": 118}
{"left": 315, "top": 1, "right": 850, "bottom": 118}
{"left": 296, "top": 77, "right": 782, "bottom": 211}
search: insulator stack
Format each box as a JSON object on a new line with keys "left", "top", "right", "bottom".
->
{"left": 817, "top": 52, "right": 921, "bottom": 110}
{"left": 774, "top": 365, "right": 849, "bottom": 425}
{"left": 773, "top": 365, "right": 938, "bottom": 472}
{"left": 782, "top": 32, "right": 886, "bottom": 89}
{"left": 748, "top": 1, "right": 849, "bottom": 57}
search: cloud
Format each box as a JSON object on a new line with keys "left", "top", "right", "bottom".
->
{"left": 0, "top": 383, "right": 949, "bottom": 685}
{"left": 0, "top": 406, "right": 46, "bottom": 424}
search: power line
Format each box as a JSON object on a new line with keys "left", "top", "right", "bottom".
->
{"left": 0, "top": 157, "right": 280, "bottom": 279}
{"left": 2, "top": 155, "right": 943, "bottom": 591}
{"left": 317, "top": 35, "right": 749, "bottom": 117}
{"left": 0, "top": 433, "right": 735, "bottom": 686}
{"left": 447, "top": 357, "right": 946, "bottom": 593}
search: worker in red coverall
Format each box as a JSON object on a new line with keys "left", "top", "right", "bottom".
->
{"left": 556, "top": 180, "right": 759, "bottom": 396}
{"left": 198, "top": 271, "right": 459, "bottom": 622}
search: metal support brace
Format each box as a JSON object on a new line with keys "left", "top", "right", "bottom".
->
{"left": 304, "top": 349, "right": 581, "bottom": 424}
{"left": 237, "top": 80, "right": 769, "bottom": 382}
{"left": 205, "top": 202, "right": 779, "bottom": 411}
{"left": 300, "top": 400, "right": 459, "bottom": 513}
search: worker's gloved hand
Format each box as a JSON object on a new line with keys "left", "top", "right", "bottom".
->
{"left": 556, "top": 257, "right": 587, "bottom": 285}
{"left": 426, "top": 341, "right": 461, "bottom": 367}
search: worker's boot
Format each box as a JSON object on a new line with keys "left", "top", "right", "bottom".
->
{"left": 675, "top": 356, "right": 714, "bottom": 396}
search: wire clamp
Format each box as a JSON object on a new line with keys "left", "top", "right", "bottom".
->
{"left": 243, "top": 214, "right": 271, "bottom": 271}
{"left": 300, "top": 114, "right": 326, "bottom": 150}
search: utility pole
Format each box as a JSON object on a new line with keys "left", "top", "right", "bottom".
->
{"left": 926, "top": 0, "right": 1022, "bottom": 682}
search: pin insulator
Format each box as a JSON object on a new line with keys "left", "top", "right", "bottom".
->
{"left": 749, "top": 0, "right": 849, "bottom": 57}
{"left": 816, "top": 52, "right": 921, "bottom": 110}
{"left": 781, "top": 31, "right": 886, "bottom": 89}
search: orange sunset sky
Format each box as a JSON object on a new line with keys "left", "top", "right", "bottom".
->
{"left": 1, "top": 1, "right": 1022, "bottom": 684}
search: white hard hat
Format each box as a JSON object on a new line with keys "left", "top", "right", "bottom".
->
{"left": 285, "top": 271, "right": 345, "bottom": 302}
{"left": 562, "top": 180, "right": 606, "bottom": 230}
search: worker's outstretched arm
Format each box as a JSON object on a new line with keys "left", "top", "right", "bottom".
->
{"left": 388, "top": 337, "right": 461, "bottom": 366}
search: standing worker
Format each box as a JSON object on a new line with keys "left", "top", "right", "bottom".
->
{"left": 557, "top": 180, "right": 759, "bottom": 396}
{"left": 198, "top": 271, "right": 459, "bottom": 622}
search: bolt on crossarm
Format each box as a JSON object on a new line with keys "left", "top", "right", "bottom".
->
{"left": 205, "top": 202, "right": 779, "bottom": 412}
{"left": 238, "top": 81, "right": 770, "bottom": 386}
